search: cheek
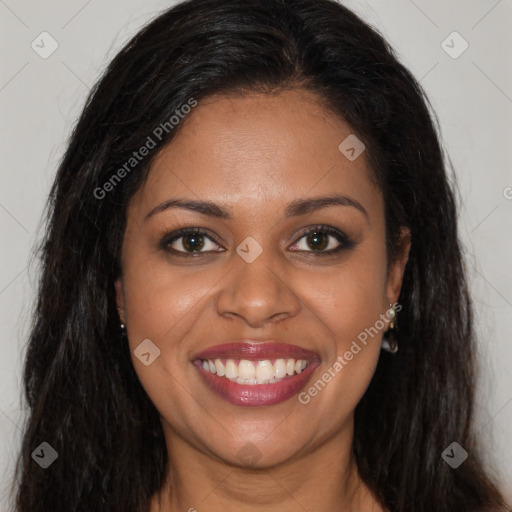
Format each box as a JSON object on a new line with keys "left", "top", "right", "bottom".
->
{"left": 122, "top": 249, "right": 214, "bottom": 344}
{"left": 120, "top": 257, "right": 213, "bottom": 430}
{"left": 299, "top": 243, "right": 387, "bottom": 404}
{"left": 307, "top": 243, "right": 388, "bottom": 345}
{"left": 119, "top": 248, "right": 212, "bottom": 401}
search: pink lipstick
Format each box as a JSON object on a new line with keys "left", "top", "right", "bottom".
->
{"left": 192, "top": 341, "right": 321, "bottom": 407}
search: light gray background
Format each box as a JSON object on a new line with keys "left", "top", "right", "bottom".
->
{"left": 1, "top": 0, "right": 511, "bottom": 509}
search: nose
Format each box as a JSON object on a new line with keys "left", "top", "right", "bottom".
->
{"left": 215, "top": 245, "right": 301, "bottom": 328}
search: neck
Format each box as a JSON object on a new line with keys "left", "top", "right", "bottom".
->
{"left": 150, "top": 420, "right": 384, "bottom": 512}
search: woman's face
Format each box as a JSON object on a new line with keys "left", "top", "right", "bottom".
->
{"left": 116, "top": 89, "right": 409, "bottom": 468}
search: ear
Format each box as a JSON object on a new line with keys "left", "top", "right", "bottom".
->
{"left": 385, "top": 226, "right": 411, "bottom": 306}
{"left": 115, "top": 277, "right": 126, "bottom": 323}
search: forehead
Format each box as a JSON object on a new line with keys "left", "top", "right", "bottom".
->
{"left": 130, "top": 90, "right": 382, "bottom": 220}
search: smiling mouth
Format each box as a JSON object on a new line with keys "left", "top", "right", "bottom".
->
{"left": 192, "top": 341, "right": 321, "bottom": 406}
{"left": 193, "top": 356, "right": 320, "bottom": 407}
{"left": 198, "top": 357, "right": 310, "bottom": 385}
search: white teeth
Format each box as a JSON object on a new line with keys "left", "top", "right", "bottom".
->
{"left": 238, "top": 359, "right": 255, "bottom": 379}
{"left": 214, "top": 359, "right": 225, "bottom": 377}
{"left": 235, "top": 377, "right": 258, "bottom": 385}
{"left": 255, "top": 360, "right": 274, "bottom": 381}
{"left": 225, "top": 359, "right": 238, "bottom": 379}
{"left": 274, "top": 359, "right": 287, "bottom": 378}
{"left": 201, "top": 357, "right": 310, "bottom": 384}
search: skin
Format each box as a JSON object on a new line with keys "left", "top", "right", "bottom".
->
{"left": 115, "top": 89, "right": 410, "bottom": 512}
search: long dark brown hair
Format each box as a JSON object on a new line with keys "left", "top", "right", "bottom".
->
{"left": 10, "top": 0, "right": 507, "bottom": 510}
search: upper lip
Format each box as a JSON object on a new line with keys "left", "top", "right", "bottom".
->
{"left": 193, "top": 340, "right": 320, "bottom": 361}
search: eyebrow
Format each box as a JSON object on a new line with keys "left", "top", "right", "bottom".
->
{"left": 144, "top": 194, "right": 368, "bottom": 221}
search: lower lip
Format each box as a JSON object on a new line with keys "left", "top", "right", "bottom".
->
{"left": 193, "top": 359, "right": 321, "bottom": 407}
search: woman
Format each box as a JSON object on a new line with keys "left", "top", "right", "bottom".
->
{"left": 11, "top": 0, "right": 508, "bottom": 510}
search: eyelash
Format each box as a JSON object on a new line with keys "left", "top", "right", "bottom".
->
{"left": 159, "top": 225, "right": 354, "bottom": 258}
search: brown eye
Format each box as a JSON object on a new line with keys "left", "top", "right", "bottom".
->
{"left": 306, "top": 231, "right": 329, "bottom": 251}
{"left": 180, "top": 232, "right": 206, "bottom": 252}
{"left": 289, "top": 226, "right": 354, "bottom": 255}
{"left": 162, "top": 229, "right": 223, "bottom": 254}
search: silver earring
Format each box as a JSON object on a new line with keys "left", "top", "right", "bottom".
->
{"left": 382, "top": 303, "right": 398, "bottom": 353}
{"left": 118, "top": 308, "right": 126, "bottom": 333}
{"left": 386, "top": 303, "right": 396, "bottom": 329}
